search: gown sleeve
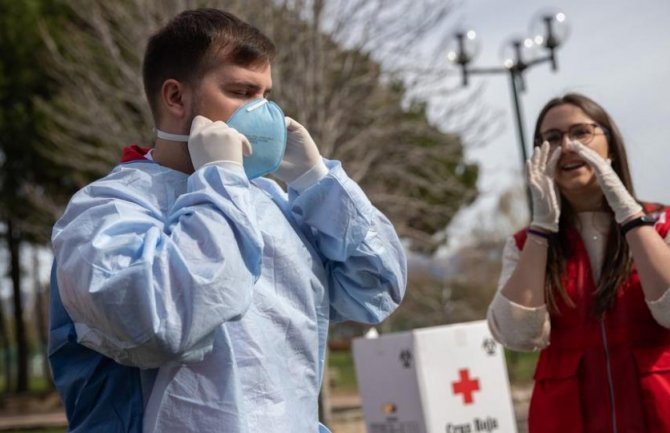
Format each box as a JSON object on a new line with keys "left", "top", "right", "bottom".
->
{"left": 52, "top": 163, "right": 264, "bottom": 368}
{"left": 288, "top": 160, "right": 407, "bottom": 324}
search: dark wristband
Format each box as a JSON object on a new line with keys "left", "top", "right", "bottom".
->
{"left": 620, "top": 215, "right": 656, "bottom": 236}
{"left": 528, "top": 228, "right": 552, "bottom": 240}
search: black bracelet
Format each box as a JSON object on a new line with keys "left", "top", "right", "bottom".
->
{"left": 620, "top": 215, "right": 657, "bottom": 236}
{"left": 527, "top": 228, "right": 552, "bottom": 240}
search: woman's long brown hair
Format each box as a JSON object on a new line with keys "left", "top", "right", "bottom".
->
{"left": 532, "top": 93, "right": 637, "bottom": 315}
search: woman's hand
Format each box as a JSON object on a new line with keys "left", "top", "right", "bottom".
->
{"left": 527, "top": 141, "right": 562, "bottom": 232}
{"left": 568, "top": 141, "right": 642, "bottom": 223}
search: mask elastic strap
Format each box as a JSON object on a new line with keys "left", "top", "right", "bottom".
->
{"left": 155, "top": 129, "right": 189, "bottom": 142}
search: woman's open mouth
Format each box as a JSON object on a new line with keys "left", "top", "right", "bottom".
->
{"left": 560, "top": 161, "right": 587, "bottom": 172}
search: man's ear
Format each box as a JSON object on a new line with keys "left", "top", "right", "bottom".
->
{"left": 160, "top": 79, "right": 191, "bottom": 120}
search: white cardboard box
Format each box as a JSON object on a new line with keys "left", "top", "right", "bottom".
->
{"left": 352, "top": 320, "right": 518, "bottom": 433}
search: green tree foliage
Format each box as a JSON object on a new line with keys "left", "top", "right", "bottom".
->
{"left": 0, "top": 0, "right": 70, "bottom": 241}
{"left": 0, "top": 0, "right": 70, "bottom": 393}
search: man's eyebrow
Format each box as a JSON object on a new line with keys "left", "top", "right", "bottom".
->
{"left": 225, "top": 80, "right": 258, "bottom": 87}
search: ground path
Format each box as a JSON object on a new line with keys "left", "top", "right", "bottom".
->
{"left": 329, "top": 384, "right": 531, "bottom": 433}
{"left": 0, "top": 385, "right": 531, "bottom": 432}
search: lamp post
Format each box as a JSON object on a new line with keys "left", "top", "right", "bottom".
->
{"left": 447, "top": 10, "right": 569, "bottom": 211}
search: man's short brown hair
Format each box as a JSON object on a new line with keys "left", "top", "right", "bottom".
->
{"left": 142, "top": 8, "right": 276, "bottom": 120}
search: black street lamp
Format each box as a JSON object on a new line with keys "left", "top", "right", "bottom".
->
{"left": 447, "top": 10, "right": 569, "bottom": 210}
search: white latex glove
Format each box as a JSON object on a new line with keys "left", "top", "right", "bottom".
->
{"left": 567, "top": 140, "right": 642, "bottom": 223}
{"left": 187, "top": 115, "right": 252, "bottom": 170}
{"left": 527, "top": 141, "right": 562, "bottom": 233}
{"left": 275, "top": 117, "right": 325, "bottom": 186}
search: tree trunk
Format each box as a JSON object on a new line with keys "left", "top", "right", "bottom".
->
{"left": 0, "top": 264, "right": 10, "bottom": 393}
{"left": 33, "top": 247, "right": 52, "bottom": 390}
{"left": 7, "top": 219, "right": 28, "bottom": 393}
{"left": 0, "top": 223, "right": 10, "bottom": 392}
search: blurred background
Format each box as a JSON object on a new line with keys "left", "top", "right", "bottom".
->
{"left": 0, "top": 0, "right": 668, "bottom": 431}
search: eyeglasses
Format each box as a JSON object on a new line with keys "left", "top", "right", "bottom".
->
{"left": 536, "top": 123, "right": 608, "bottom": 147}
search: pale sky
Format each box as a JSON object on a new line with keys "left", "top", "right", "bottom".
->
{"left": 441, "top": 0, "right": 670, "bottom": 241}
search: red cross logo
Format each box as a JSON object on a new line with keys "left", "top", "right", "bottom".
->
{"left": 452, "top": 368, "right": 480, "bottom": 405}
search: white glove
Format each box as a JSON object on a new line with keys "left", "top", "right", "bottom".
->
{"left": 187, "top": 115, "right": 252, "bottom": 170}
{"left": 527, "top": 141, "right": 562, "bottom": 233}
{"left": 567, "top": 141, "right": 642, "bottom": 223}
{"left": 275, "top": 117, "right": 325, "bottom": 186}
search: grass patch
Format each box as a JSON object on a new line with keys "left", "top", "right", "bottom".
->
{"left": 0, "top": 375, "right": 53, "bottom": 394}
{"left": 505, "top": 349, "right": 539, "bottom": 386}
{"left": 328, "top": 350, "right": 358, "bottom": 394}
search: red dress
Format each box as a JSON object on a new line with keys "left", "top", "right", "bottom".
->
{"left": 514, "top": 206, "right": 670, "bottom": 433}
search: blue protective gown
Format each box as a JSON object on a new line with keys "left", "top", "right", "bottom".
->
{"left": 51, "top": 157, "right": 406, "bottom": 433}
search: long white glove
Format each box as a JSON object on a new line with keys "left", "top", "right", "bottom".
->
{"left": 527, "top": 141, "right": 562, "bottom": 233}
{"left": 568, "top": 141, "right": 642, "bottom": 223}
{"left": 188, "top": 115, "right": 252, "bottom": 170}
{"left": 275, "top": 117, "right": 327, "bottom": 189}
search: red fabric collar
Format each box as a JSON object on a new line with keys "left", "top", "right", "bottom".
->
{"left": 121, "top": 145, "right": 152, "bottom": 163}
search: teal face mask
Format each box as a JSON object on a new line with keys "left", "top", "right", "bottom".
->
{"left": 227, "top": 98, "right": 287, "bottom": 179}
{"left": 155, "top": 98, "right": 287, "bottom": 179}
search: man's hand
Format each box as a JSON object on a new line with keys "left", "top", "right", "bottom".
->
{"left": 568, "top": 141, "right": 642, "bottom": 223}
{"left": 274, "top": 117, "right": 323, "bottom": 184}
{"left": 188, "top": 115, "right": 252, "bottom": 170}
{"left": 528, "top": 141, "right": 562, "bottom": 233}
